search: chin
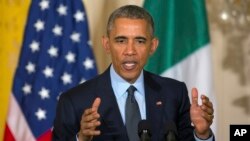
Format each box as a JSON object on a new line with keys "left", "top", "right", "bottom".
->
{"left": 122, "top": 74, "right": 138, "bottom": 83}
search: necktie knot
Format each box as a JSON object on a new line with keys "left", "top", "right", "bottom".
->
{"left": 127, "top": 85, "right": 137, "bottom": 103}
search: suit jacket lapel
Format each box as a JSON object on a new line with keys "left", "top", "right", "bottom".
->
{"left": 95, "top": 67, "right": 128, "bottom": 140}
{"left": 144, "top": 70, "right": 165, "bottom": 140}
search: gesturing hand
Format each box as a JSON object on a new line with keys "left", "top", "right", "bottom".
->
{"left": 78, "top": 97, "right": 101, "bottom": 141}
{"left": 190, "top": 88, "right": 214, "bottom": 139}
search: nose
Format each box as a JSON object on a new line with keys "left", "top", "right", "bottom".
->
{"left": 124, "top": 41, "right": 136, "bottom": 56}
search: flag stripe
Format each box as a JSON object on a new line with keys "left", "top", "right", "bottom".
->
{"left": 6, "top": 94, "right": 36, "bottom": 141}
{"left": 144, "top": 0, "right": 210, "bottom": 74}
{"left": 37, "top": 129, "right": 52, "bottom": 141}
{"left": 162, "top": 44, "right": 213, "bottom": 96}
{"left": 4, "top": 125, "right": 15, "bottom": 141}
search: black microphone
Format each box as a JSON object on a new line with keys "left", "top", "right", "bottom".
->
{"left": 164, "top": 121, "right": 177, "bottom": 141}
{"left": 138, "top": 120, "right": 151, "bottom": 141}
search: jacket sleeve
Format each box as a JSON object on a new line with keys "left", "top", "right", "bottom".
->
{"left": 52, "top": 93, "right": 79, "bottom": 141}
{"left": 177, "top": 82, "right": 195, "bottom": 141}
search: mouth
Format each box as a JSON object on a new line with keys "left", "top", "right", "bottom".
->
{"left": 122, "top": 61, "right": 137, "bottom": 71}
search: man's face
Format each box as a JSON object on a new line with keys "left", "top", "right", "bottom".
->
{"left": 102, "top": 18, "right": 158, "bottom": 83}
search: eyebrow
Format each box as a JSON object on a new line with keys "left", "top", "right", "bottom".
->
{"left": 114, "top": 36, "right": 127, "bottom": 40}
{"left": 114, "top": 36, "right": 147, "bottom": 41}
{"left": 135, "top": 36, "right": 147, "bottom": 41}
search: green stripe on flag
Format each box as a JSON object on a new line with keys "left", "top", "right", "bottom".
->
{"left": 144, "top": 0, "right": 210, "bottom": 74}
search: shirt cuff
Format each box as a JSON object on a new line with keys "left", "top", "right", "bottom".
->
{"left": 76, "top": 134, "right": 79, "bottom": 141}
{"left": 193, "top": 131, "right": 214, "bottom": 141}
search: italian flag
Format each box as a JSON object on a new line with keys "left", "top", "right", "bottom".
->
{"left": 143, "top": 0, "right": 216, "bottom": 133}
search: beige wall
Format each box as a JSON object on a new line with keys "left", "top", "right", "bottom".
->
{"left": 207, "top": 0, "right": 250, "bottom": 140}
{"left": 85, "top": 0, "right": 250, "bottom": 141}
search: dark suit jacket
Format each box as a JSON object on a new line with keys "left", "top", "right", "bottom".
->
{"left": 52, "top": 67, "right": 195, "bottom": 141}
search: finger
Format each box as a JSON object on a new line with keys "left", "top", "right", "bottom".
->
{"left": 82, "top": 98, "right": 101, "bottom": 118}
{"left": 83, "top": 108, "right": 95, "bottom": 116}
{"left": 82, "top": 129, "right": 101, "bottom": 136}
{"left": 201, "top": 95, "right": 209, "bottom": 101}
{"left": 83, "top": 112, "right": 100, "bottom": 122}
{"left": 92, "top": 97, "right": 101, "bottom": 111}
{"left": 82, "top": 108, "right": 99, "bottom": 122}
{"left": 201, "top": 104, "right": 214, "bottom": 115}
{"left": 201, "top": 95, "right": 210, "bottom": 105}
{"left": 82, "top": 120, "right": 101, "bottom": 129}
{"left": 202, "top": 113, "right": 214, "bottom": 123}
{"left": 191, "top": 88, "right": 199, "bottom": 106}
{"left": 201, "top": 96, "right": 213, "bottom": 109}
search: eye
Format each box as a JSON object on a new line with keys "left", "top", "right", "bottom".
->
{"left": 136, "top": 39, "right": 146, "bottom": 44}
{"left": 115, "top": 37, "right": 127, "bottom": 44}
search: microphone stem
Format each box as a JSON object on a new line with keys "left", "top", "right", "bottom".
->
{"left": 140, "top": 130, "right": 151, "bottom": 141}
{"left": 166, "top": 131, "right": 176, "bottom": 141}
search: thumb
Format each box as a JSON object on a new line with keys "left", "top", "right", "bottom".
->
{"left": 92, "top": 97, "right": 101, "bottom": 111}
{"left": 191, "top": 88, "right": 199, "bottom": 106}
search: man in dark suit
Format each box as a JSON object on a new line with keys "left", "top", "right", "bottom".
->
{"left": 52, "top": 5, "right": 214, "bottom": 141}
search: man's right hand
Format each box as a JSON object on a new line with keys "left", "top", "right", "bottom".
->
{"left": 78, "top": 97, "right": 101, "bottom": 141}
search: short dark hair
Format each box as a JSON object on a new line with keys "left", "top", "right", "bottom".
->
{"left": 106, "top": 5, "right": 154, "bottom": 37}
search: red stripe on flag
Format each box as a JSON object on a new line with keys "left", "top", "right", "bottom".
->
{"left": 4, "top": 124, "right": 15, "bottom": 141}
{"left": 37, "top": 129, "right": 52, "bottom": 141}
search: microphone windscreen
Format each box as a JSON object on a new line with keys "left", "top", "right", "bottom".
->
{"left": 164, "top": 120, "right": 177, "bottom": 135}
{"left": 138, "top": 120, "right": 151, "bottom": 136}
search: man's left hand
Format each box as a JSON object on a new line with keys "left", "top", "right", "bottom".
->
{"left": 190, "top": 88, "right": 214, "bottom": 139}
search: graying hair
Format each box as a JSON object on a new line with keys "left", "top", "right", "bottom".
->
{"left": 106, "top": 5, "right": 154, "bottom": 37}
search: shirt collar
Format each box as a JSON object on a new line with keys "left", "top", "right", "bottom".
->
{"left": 110, "top": 65, "right": 144, "bottom": 98}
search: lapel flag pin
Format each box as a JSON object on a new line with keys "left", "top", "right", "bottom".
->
{"left": 156, "top": 101, "right": 162, "bottom": 106}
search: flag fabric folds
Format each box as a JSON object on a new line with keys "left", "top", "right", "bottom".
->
{"left": 143, "top": 0, "right": 216, "bottom": 133}
{"left": 4, "top": 0, "right": 97, "bottom": 140}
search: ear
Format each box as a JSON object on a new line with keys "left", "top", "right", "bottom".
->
{"left": 149, "top": 38, "right": 159, "bottom": 55}
{"left": 102, "top": 36, "right": 110, "bottom": 54}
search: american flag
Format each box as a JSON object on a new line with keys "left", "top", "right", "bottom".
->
{"left": 4, "top": 0, "right": 97, "bottom": 140}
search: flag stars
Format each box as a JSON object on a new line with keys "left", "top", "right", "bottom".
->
{"left": 30, "top": 40, "right": 40, "bottom": 53}
{"left": 57, "top": 92, "right": 62, "bottom": 101}
{"left": 39, "top": 0, "right": 49, "bottom": 11}
{"left": 25, "top": 62, "right": 36, "bottom": 74}
{"left": 39, "top": 87, "right": 50, "bottom": 100}
{"left": 79, "top": 78, "right": 86, "bottom": 84}
{"left": 65, "top": 51, "right": 75, "bottom": 63}
{"left": 74, "top": 10, "right": 85, "bottom": 22}
{"left": 48, "top": 46, "right": 58, "bottom": 57}
{"left": 87, "top": 40, "right": 92, "bottom": 47}
{"left": 22, "top": 83, "right": 32, "bottom": 95}
{"left": 52, "top": 24, "right": 62, "bottom": 36}
{"left": 35, "top": 108, "right": 46, "bottom": 121}
{"left": 70, "top": 32, "right": 81, "bottom": 43}
{"left": 43, "top": 66, "right": 54, "bottom": 78}
{"left": 61, "top": 72, "right": 72, "bottom": 85}
{"left": 34, "top": 19, "right": 45, "bottom": 32}
{"left": 57, "top": 4, "right": 67, "bottom": 16}
{"left": 83, "top": 57, "right": 94, "bottom": 70}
